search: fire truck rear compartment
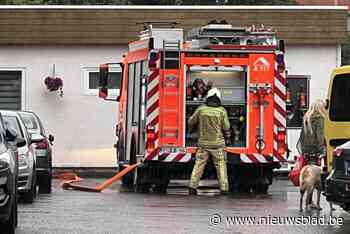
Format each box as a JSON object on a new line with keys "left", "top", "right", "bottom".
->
{"left": 185, "top": 65, "right": 247, "bottom": 147}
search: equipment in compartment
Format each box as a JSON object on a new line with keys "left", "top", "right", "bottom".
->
{"left": 185, "top": 65, "right": 247, "bottom": 147}
{"left": 185, "top": 102, "right": 246, "bottom": 147}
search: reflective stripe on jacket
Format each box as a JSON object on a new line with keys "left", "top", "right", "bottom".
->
{"left": 188, "top": 105, "right": 230, "bottom": 149}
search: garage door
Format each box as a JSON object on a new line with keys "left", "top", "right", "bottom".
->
{"left": 0, "top": 71, "right": 22, "bottom": 110}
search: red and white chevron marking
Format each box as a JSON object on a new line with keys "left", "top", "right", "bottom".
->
{"left": 158, "top": 152, "right": 192, "bottom": 163}
{"left": 273, "top": 54, "right": 287, "bottom": 162}
{"left": 145, "top": 51, "right": 160, "bottom": 161}
{"left": 240, "top": 153, "right": 273, "bottom": 163}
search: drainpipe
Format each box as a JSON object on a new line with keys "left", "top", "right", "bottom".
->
{"left": 336, "top": 44, "right": 342, "bottom": 67}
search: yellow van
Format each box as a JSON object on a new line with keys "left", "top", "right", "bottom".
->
{"left": 324, "top": 65, "right": 350, "bottom": 172}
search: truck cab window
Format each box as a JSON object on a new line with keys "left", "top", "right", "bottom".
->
{"left": 330, "top": 74, "right": 350, "bottom": 121}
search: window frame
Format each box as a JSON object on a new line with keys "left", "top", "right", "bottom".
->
{"left": 0, "top": 67, "right": 26, "bottom": 110}
{"left": 83, "top": 66, "right": 121, "bottom": 96}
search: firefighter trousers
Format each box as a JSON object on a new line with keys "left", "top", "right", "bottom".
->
{"left": 189, "top": 147, "right": 229, "bottom": 192}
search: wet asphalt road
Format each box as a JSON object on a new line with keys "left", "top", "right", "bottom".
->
{"left": 16, "top": 178, "right": 350, "bottom": 234}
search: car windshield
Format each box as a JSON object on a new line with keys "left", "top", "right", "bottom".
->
{"left": 330, "top": 74, "right": 350, "bottom": 121}
{"left": 3, "top": 115, "right": 24, "bottom": 138}
{"left": 18, "top": 112, "right": 39, "bottom": 133}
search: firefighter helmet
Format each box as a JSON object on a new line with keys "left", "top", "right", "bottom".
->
{"left": 207, "top": 88, "right": 222, "bottom": 101}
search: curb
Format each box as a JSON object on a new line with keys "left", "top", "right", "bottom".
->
{"left": 53, "top": 167, "right": 118, "bottom": 178}
{"left": 273, "top": 171, "right": 289, "bottom": 179}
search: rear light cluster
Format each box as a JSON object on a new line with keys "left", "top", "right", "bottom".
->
{"left": 146, "top": 127, "right": 156, "bottom": 153}
{"left": 148, "top": 50, "right": 159, "bottom": 70}
{"left": 277, "top": 127, "right": 286, "bottom": 155}
{"left": 35, "top": 140, "right": 49, "bottom": 150}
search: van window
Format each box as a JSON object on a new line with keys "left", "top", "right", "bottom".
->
{"left": 330, "top": 74, "right": 350, "bottom": 121}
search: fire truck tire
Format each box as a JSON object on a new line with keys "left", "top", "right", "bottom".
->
{"left": 237, "top": 184, "right": 251, "bottom": 193}
{"left": 135, "top": 183, "right": 151, "bottom": 193}
{"left": 121, "top": 139, "right": 137, "bottom": 187}
{"left": 120, "top": 164, "right": 134, "bottom": 187}
{"left": 152, "top": 182, "right": 169, "bottom": 194}
{"left": 252, "top": 184, "right": 269, "bottom": 194}
{"left": 134, "top": 166, "right": 151, "bottom": 193}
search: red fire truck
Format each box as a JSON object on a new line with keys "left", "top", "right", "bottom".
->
{"left": 98, "top": 21, "right": 287, "bottom": 193}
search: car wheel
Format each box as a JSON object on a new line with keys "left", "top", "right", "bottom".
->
{"left": 38, "top": 171, "right": 52, "bottom": 194}
{"left": 21, "top": 169, "right": 36, "bottom": 203}
{"left": 1, "top": 198, "right": 16, "bottom": 234}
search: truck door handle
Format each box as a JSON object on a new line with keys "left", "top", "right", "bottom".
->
{"left": 132, "top": 122, "right": 138, "bottom": 126}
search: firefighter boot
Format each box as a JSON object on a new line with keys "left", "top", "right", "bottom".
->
{"left": 220, "top": 190, "right": 230, "bottom": 195}
{"left": 188, "top": 188, "right": 198, "bottom": 196}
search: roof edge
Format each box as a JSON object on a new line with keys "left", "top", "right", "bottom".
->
{"left": 0, "top": 5, "right": 347, "bottom": 10}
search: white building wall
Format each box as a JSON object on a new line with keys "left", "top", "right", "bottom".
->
{"left": 0, "top": 45, "right": 127, "bottom": 167}
{"left": 285, "top": 44, "right": 340, "bottom": 102}
{"left": 284, "top": 44, "right": 340, "bottom": 165}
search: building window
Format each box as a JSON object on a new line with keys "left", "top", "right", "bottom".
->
{"left": 0, "top": 71, "right": 22, "bottom": 110}
{"left": 286, "top": 75, "right": 310, "bottom": 128}
{"left": 83, "top": 66, "right": 121, "bottom": 96}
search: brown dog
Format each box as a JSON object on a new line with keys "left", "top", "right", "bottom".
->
{"left": 299, "top": 165, "right": 322, "bottom": 212}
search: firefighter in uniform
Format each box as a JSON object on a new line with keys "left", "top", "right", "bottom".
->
{"left": 188, "top": 88, "right": 231, "bottom": 195}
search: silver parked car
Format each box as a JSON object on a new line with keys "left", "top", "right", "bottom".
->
{"left": 0, "top": 112, "right": 26, "bottom": 233}
{"left": 18, "top": 111, "right": 54, "bottom": 194}
{"left": 0, "top": 110, "right": 37, "bottom": 203}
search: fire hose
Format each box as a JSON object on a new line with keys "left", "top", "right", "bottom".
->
{"left": 54, "top": 163, "right": 140, "bottom": 192}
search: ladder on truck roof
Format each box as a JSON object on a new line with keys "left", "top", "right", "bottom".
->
{"left": 161, "top": 40, "right": 182, "bottom": 146}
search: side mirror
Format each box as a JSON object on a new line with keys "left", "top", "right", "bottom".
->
{"left": 98, "top": 62, "right": 123, "bottom": 102}
{"left": 98, "top": 64, "right": 109, "bottom": 99}
{"left": 16, "top": 138, "right": 26, "bottom": 148}
{"left": 5, "top": 128, "right": 18, "bottom": 142}
{"left": 325, "top": 99, "right": 329, "bottom": 110}
{"left": 48, "top": 134, "right": 54, "bottom": 145}
{"left": 30, "top": 133, "right": 45, "bottom": 143}
{"left": 278, "top": 39, "right": 285, "bottom": 53}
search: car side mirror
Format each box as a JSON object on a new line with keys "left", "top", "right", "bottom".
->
{"left": 5, "top": 128, "right": 17, "bottom": 142}
{"left": 16, "top": 138, "right": 26, "bottom": 148}
{"left": 30, "top": 133, "right": 45, "bottom": 143}
{"left": 325, "top": 99, "right": 329, "bottom": 110}
{"left": 48, "top": 134, "right": 54, "bottom": 145}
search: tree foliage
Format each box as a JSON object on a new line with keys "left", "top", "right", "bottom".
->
{"left": 0, "top": 0, "right": 297, "bottom": 5}
{"left": 131, "top": 0, "right": 297, "bottom": 5}
{"left": 0, "top": 0, "right": 131, "bottom": 4}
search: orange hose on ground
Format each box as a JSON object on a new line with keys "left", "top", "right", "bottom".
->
{"left": 55, "top": 163, "right": 140, "bottom": 192}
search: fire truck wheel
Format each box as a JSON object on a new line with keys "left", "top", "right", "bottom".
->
{"left": 252, "top": 184, "right": 269, "bottom": 194}
{"left": 237, "top": 184, "right": 251, "bottom": 193}
{"left": 134, "top": 164, "right": 151, "bottom": 193}
{"left": 121, "top": 140, "right": 137, "bottom": 187}
{"left": 120, "top": 164, "right": 134, "bottom": 187}
{"left": 135, "top": 183, "right": 151, "bottom": 193}
{"left": 152, "top": 183, "right": 168, "bottom": 194}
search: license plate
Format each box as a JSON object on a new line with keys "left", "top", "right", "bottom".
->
{"left": 35, "top": 149, "right": 48, "bottom": 157}
{"left": 160, "top": 147, "right": 186, "bottom": 154}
